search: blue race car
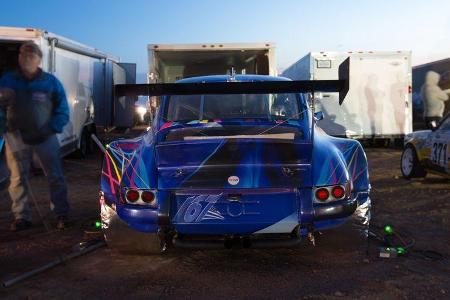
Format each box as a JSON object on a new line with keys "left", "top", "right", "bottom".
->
{"left": 99, "top": 63, "right": 371, "bottom": 253}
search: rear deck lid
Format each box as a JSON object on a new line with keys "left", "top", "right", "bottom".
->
{"left": 156, "top": 127, "right": 312, "bottom": 189}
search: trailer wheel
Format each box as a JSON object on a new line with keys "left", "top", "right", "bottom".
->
{"left": 75, "top": 127, "right": 95, "bottom": 158}
{"left": 74, "top": 129, "right": 88, "bottom": 158}
{"left": 401, "top": 144, "right": 426, "bottom": 179}
{"left": 86, "top": 126, "right": 95, "bottom": 154}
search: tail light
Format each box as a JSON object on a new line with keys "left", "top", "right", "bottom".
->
{"left": 315, "top": 188, "right": 329, "bottom": 201}
{"left": 126, "top": 189, "right": 140, "bottom": 202}
{"left": 124, "top": 189, "right": 157, "bottom": 207}
{"left": 141, "top": 191, "right": 155, "bottom": 203}
{"left": 331, "top": 186, "right": 345, "bottom": 199}
{"left": 314, "top": 182, "right": 351, "bottom": 203}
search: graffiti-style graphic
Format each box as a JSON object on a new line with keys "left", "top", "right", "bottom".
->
{"left": 99, "top": 75, "right": 371, "bottom": 241}
{"left": 173, "top": 194, "right": 224, "bottom": 223}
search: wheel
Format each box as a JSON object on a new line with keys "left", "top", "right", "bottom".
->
{"left": 74, "top": 129, "right": 88, "bottom": 158}
{"left": 86, "top": 126, "right": 95, "bottom": 154}
{"left": 74, "top": 128, "right": 95, "bottom": 158}
{"left": 401, "top": 144, "right": 427, "bottom": 179}
{"left": 104, "top": 219, "right": 162, "bottom": 254}
{"left": 101, "top": 203, "right": 162, "bottom": 254}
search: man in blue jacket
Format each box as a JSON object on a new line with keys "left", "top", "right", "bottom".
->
{"left": 0, "top": 41, "right": 70, "bottom": 231}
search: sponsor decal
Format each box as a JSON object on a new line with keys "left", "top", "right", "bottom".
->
{"left": 228, "top": 175, "right": 239, "bottom": 185}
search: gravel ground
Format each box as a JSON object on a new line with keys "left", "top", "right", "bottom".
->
{"left": 0, "top": 145, "right": 449, "bottom": 299}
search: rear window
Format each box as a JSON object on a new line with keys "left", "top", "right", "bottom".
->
{"left": 165, "top": 93, "right": 303, "bottom": 122}
{"left": 163, "top": 125, "right": 304, "bottom": 141}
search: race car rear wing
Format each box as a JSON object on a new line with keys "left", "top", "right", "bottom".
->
{"left": 115, "top": 58, "right": 350, "bottom": 104}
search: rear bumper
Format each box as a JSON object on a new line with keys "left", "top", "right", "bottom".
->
{"left": 110, "top": 190, "right": 370, "bottom": 234}
{"left": 313, "top": 198, "right": 358, "bottom": 221}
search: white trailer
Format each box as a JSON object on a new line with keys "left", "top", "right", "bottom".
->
{"left": 282, "top": 51, "right": 412, "bottom": 138}
{"left": 147, "top": 43, "right": 276, "bottom": 83}
{"left": 0, "top": 26, "right": 136, "bottom": 157}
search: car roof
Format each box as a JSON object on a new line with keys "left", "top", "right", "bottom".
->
{"left": 176, "top": 74, "right": 291, "bottom": 83}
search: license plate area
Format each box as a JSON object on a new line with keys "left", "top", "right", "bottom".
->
{"left": 170, "top": 189, "right": 299, "bottom": 234}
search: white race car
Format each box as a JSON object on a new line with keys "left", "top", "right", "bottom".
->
{"left": 401, "top": 113, "right": 450, "bottom": 179}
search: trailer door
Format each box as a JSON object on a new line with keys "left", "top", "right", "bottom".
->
{"left": 353, "top": 55, "right": 412, "bottom": 136}
{"left": 314, "top": 54, "right": 411, "bottom": 137}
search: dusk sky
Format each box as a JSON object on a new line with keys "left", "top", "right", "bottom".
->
{"left": 1, "top": 0, "right": 449, "bottom": 81}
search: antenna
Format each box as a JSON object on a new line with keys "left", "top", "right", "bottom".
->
{"left": 229, "top": 66, "right": 236, "bottom": 81}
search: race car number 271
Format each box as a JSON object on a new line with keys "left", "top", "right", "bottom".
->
{"left": 431, "top": 142, "right": 448, "bottom": 167}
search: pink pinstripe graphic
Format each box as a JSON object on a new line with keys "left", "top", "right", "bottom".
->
{"left": 102, "top": 171, "right": 120, "bottom": 185}
{"left": 105, "top": 154, "right": 116, "bottom": 195}
{"left": 129, "top": 152, "right": 143, "bottom": 188}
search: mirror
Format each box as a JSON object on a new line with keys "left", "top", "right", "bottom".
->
{"left": 314, "top": 111, "right": 324, "bottom": 121}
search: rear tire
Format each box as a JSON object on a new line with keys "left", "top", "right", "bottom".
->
{"left": 105, "top": 228, "right": 162, "bottom": 255}
{"left": 401, "top": 144, "right": 427, "bottom": 179}
{"left": 102, "top": 204, "right": 162, "bottom": 255}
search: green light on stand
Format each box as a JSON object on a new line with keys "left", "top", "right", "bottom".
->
{"left": 397, "top": 247, "right": 406, "bottom": 255}
{"left": 384, "top": 225, "right": 393, "bottom": 235}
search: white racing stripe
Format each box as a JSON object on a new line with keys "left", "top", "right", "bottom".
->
{"left": 254, "top": 212, "right": 299, "bottom": 234}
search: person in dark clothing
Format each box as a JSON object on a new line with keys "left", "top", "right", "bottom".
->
{"left": 421, "top": 71, "right": 450, "bottom": 129}
{"left": 0, "top": 41, "right": 70, "bottom": 231}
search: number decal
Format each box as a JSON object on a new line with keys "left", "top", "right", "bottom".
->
{"left": 183, "top": 201, "right": 203, "bottom": 223}
{"left": 174, "top": 194, "right": 224, "bottom": 223}
{"left": 431, "top": 142, "right": 448, "bottom": 167}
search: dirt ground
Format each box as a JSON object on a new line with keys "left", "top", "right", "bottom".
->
{"left": 0, "top": 143, "right": 449, "bottom": 299}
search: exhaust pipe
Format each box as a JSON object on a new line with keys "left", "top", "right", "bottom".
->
{"left": 172, "top": 239, "right": 224, "bottom": 250}
{"left": 224, "top": 238, "right": 233, "bottom": 249}
{"left": 172, "top": 236, "right": 302, "bottom": 250}
{"left": 249, "top": 238, "right": 302, "bottom": 249}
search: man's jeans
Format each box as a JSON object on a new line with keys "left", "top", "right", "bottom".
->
{"left": 4, "top": 131, "right": 69, "bottom": 221}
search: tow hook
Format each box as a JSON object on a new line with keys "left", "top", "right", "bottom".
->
{"left": 160, "top": 243, "right": 168, "bottom": 253}
{"left": 308, "top": 232, "right": 316, "bottom": 246}
{"left": 307, "top": 224, "right": 315, "bottom": 246}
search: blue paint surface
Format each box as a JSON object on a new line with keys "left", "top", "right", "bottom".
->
{"left": 99, "top": 75, "right": 370, "bottom": 236}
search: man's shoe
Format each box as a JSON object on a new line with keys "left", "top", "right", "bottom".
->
{"left": 56, "top": 216, "right": 68, "bottom": 230}
{"left": 10, "top": 219, "right": 32, "bottom": 232}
